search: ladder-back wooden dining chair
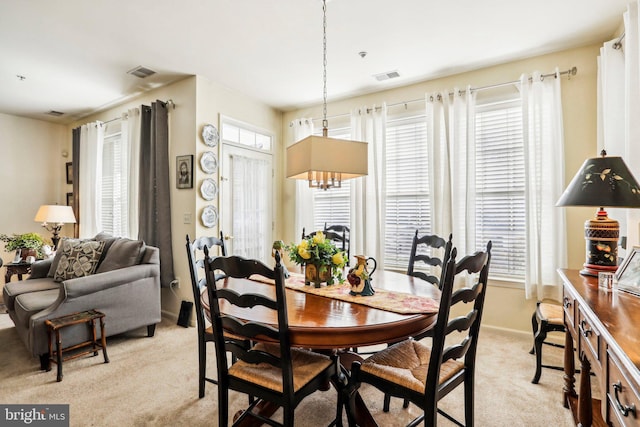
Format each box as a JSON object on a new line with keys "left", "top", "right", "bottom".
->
{"left": 203, "top": 250, "right": 344, "bottom": 427}
{"left": 529, "top": 301, "right": 565, "bottom": 384}
{"left": 347, "top": 241, "right": 492, "bottom": 427}
{"left": 324, "top": 223, "right": 350, "bottom": 264}
{"left": 302, "top": 227, "right": 349, "bottom": 265}
{"left": 381, "top": 232, "right": 453, "bottom": 412}
{"left": 185, "top": 233, "right": 227, "bottom": 398}
{"left": 407, "top": 231, "right": 453, "bottom": 289}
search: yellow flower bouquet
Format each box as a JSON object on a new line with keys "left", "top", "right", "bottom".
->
{"left": 287, "top": 231, "right": 347, "bottom": 286}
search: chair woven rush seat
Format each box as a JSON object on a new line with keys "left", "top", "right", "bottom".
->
{"left": 229, "top": 342, "right": 333, "bottom": 393}
{"left": 360, "top": 339, "right": 464, "bottom": 395}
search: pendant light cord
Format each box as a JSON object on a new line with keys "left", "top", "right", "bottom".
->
{"left": 322, "top": 0, "right": 328, "bottom": 137}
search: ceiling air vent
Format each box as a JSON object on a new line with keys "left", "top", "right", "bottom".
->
{"left": 47, "top": 110, "right": 64, "bottom": 117}
{"left": 373, "top": 70, "right": 400, "bottom": 82}
{"left": 127, "top": 66, "right": 156, "bottom": 79}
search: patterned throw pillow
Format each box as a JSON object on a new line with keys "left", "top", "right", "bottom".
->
{"left": 53, "top": 240, "right": 106, "bottom": 282}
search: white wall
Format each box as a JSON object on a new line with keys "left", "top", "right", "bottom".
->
{"left": 0, "top": 113, "right": 67, "bottom": 268}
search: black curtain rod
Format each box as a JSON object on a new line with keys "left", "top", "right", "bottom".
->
{"left": 295, "top": 66, "right": 577, "bottom": 125}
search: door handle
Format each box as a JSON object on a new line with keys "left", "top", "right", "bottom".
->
{"left": 224, "top": 235, "right": 234, "bottom": 241}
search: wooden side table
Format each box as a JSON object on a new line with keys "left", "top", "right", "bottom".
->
{"left": 4, "top": 262, "right": 32, "bottom": 283}
{"left": 45, "top": 309, "right": 109, "bottom": 382}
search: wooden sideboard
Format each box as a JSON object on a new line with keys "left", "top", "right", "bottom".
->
{"left": 559, "top": 269, "right": 640, "bottom": 427}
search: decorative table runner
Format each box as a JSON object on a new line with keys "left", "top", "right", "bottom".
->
{"left": 251, "top": 273, "right": 439, "bottom": 315}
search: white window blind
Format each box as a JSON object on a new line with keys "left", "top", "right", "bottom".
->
{"left": 474, "top": 99, "right": 526, "bottom": 279}
{"left": 312, "top": 127, "right": 351, "bottom": 232}
{"left": 101, "top": 127, "right": 128, "bottom": 237}
{"left": 384, "top": 115, "right": 431, "bottom": 271}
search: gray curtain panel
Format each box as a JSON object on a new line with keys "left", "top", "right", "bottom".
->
{"left": 72, "top": 126, "right": 81, "bottom": 238}
{"left": 139, "top": 101, "right": 175, "bottom": 287}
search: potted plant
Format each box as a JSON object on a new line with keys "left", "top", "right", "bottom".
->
{"left": 287, "top": 231, "right": 347, "bottom": 287}
{"left": 0, "top": 232, "right": 49, "bottom": 260}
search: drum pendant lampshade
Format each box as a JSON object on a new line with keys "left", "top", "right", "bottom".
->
{"left": 557, "top": 151, "right": 640, "bottom": 276}
{"left": 285, "top": 0, "right": 368, "bottom": 190}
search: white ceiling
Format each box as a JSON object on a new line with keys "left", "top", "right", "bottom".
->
{"left": 0, "top": 0, "right": 632, "bottom": 124}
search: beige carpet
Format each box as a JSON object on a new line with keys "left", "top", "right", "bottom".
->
{"left": 0, "top": 313, "right": 573, "bottom": 426}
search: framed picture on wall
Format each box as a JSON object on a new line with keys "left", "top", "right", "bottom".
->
{"left": 66, "top": 162, "right": 73, "bottom": 184}
{"left": 176, "top": 155, "right": 194, "bottom": 189}
{"left": 615, "top": 246, "right": 640, "bottom": 297}
{"left": 66, "top": 192, "right": 73, "bottom": 206}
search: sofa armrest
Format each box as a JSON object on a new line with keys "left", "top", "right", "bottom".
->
{"left": 62, "top": 264, "right": 160, "bottom": 298}
{"left": 29, "top": 259, "right": 52, "bottom": 279}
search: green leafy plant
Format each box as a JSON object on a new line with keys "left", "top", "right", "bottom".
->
{"left": 287, "top": 231, "right": 347, "bottom": 284}
{"left": 0, "top": 232, "right": 48, "bottom": 258}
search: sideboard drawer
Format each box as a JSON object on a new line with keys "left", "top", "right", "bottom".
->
{"left": 608, "top": 351, "right": 640, "bottom": 427}
{"left": 563, "top": 288, "right": 576, "bottom": 333}
{"left": 578, "top": 307, "right": 602, "bottom": 376}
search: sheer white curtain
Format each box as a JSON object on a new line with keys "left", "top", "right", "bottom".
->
{"left": 350, "top": 105, "right": 387, "bottom": 269}
{"left": 232, "top": 154, "right": 269, "bottom": 261}
{"left": 290, "top": 118, "right": 315, "bottom": 239}
{"left": 124, "top": 108, "right": 141, "bottom": 239}
{"left": 597, "top": 0, "right": 640, "bottom": 254}
{"left": 521, "top": 70, "right": 567, "bottom": 301}
{"left": 425, "top": 89, "right": 476, "bottom": 256}
{"left": 425, "top": 93, "right": 452, "bottom": 240}
{"left": 78, "top": 122, "right": 104, "bottom": 238}
{"left": 448, "top": 87, "right": 476, "bottom": 257}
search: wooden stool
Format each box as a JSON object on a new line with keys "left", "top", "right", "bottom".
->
{"left": 45, "top": 309, "right": 109, "bottom": 382}
{"left": 530, "top": 301, "right": 565, "bottom": 384}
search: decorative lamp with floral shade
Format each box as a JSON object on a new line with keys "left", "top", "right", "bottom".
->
{"left": 287, "top": 231, "right": 347, "bottom": 287}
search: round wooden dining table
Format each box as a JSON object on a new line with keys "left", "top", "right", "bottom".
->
{"left": 200, "top": 269, "right": 441, "bottom": 427}
{"left": 200, "top": 269, "right": 441, "bottom": 349}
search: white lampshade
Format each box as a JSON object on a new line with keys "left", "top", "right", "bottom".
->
{"left": 34, "top": 205, "right": 77, "bottom": 224}
{"left": 286, "top": 135, "right": 368, "bottom": 189}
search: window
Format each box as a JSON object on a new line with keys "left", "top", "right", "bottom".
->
{"left": 221, "top": 118, "right": 272, "bottom": 151}
{"left": 311, "top": 128, "right": 351, "bottom": 232}
{"left": 101, "top": 122, "right": 129, "bottom": 237}
{"left": 384, "top": 115, "right": 431, "bottom": 271}
{"left": 474, "top": 99, "right": 526, "bottom": 279}
{"left": 306, "top": 100, "right": 526, "bottom": 280}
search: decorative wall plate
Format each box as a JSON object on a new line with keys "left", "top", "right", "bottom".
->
{"left": 200, "top": 151, "right": 218, "bottom": 174}
{"left": 201, "top": 205, "right": 218, "bottom": 228}
{"left": 200, "top": 178, "right": 218, "bottom": 201}
{"left": 202, "top": 124, "right": 219, "bottom": 147}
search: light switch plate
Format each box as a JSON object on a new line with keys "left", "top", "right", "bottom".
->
{"left": 183, "top": 213, "right": 192, "bottom": 224}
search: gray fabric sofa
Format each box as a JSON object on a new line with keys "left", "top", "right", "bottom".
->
{"left": 2, "top": 234, "right": 161, "bottom": 369}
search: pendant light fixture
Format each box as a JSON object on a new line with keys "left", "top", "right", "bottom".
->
{"left": 286, "top": 0, "right": 368, "bottom": 190}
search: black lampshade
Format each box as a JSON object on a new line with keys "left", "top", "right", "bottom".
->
{"left": 556, "top": 154, "right": 640, "bottom": 208}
